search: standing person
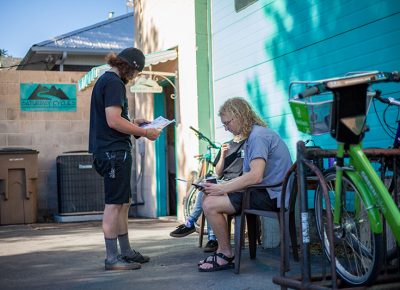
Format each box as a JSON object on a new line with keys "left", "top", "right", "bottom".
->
{"left": 198, "top": 97, "right": 292, "bottom": 272}
{"left": 89, "top": 47, "right": 161, "bottom": 271}
{"left": 169, "top": 134, "right": 246, "bottom": 253}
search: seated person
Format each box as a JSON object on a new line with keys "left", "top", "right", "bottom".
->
{"left": 199, "top": 97, "right": 292, "bottom": 272}
{"left": 170, "top": 134, "right": 246, "bottom": 253}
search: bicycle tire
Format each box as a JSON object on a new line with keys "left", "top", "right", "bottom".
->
{"left": 314, "top": 169, "right": 383, "bottom": 286}
{"left": 385, "top": 165, "right": 400, "bottom": 201}
{"left": 383, "top": 164, "right": 400, "bottom": 263}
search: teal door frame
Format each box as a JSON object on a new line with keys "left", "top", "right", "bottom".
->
{"left": 154, "top": 91, "right": 167, "bottom": 217}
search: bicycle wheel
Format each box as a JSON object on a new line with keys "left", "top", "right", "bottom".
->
{"left": 314, "top": 169, "right": 383, "bottom": 286}
{"left": 383, "top": 164, "right": 400, "bottom": 263}
{"left": 384, "top": 163, "right": 400, "bottom": 202}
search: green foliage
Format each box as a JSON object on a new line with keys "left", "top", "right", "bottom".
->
{"left": 0, "top": 49, "right": 8, "bottom": 57}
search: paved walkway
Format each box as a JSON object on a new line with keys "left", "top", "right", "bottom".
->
{"left": 0, "top": 218, "right": 286, "bottom": 290}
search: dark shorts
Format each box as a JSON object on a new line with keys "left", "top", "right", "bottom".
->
{"left": 228, "top": 188, "right": 278, "bottom": 214}
{"left": 93, "top": 150, "right": 132, "bottom": 204}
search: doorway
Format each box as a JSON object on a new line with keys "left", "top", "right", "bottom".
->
{"left": 154, "top": 83, "right": 176, "bottom": 217}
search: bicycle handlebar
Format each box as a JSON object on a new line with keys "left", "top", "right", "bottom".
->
{"left": 296, "top": 71, "right": 400, "bottom": 99}
{"left": 189, "top": 126, "right": 219, "bottom": 149}
{"left": 373, "top": 90, "right": 400, "bottom": 107}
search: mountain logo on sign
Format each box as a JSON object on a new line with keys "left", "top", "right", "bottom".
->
{"left": 28, "top": 84, "right": 69, "bottom": 100}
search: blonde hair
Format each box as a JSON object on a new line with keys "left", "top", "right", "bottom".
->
{"left": 218, "top": 97, "right": 267, "bottom": 138}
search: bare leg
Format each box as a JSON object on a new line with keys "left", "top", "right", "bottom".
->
{"left": 199, "top": 194, "right": 236, "bottom": 270}
{"left": 117, "top": 202, "right": 131, "bottom": 235}
{"left": 103, "top": 204, "right": 122, "bottom": 238}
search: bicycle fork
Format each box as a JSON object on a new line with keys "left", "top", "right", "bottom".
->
{"left": 333, "top": 144, "right": 384, "bottom": 237}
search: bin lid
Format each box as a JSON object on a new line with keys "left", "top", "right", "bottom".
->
{"left": 0, "top": 147, "right": 39, "bottom": 154}
{"left": 58, "top": 150, "right": 91, "bottom": 156}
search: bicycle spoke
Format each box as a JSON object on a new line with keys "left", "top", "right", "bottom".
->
{"left": 315, "top": 170, "right": 383, "bottom": 286}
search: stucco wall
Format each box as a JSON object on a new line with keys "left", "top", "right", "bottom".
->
{"left": 134, "top": 0, "right": 201, "bottom": 220}
{"left": 0, "top": 70, "right": 88, "bottom": 219}
{"left": 0, "top": 70, "right": 146, "bottom": 220}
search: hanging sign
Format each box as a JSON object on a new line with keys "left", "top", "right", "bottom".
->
{"left": 130, "top": 78, "right": 163, "bottom": 93}
{"left": 20, "top": 83, "right": 77, "bottom": 112}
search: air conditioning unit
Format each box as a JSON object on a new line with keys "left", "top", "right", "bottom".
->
{"left": 57, "top": 152, "right": 104, "bottom": 214}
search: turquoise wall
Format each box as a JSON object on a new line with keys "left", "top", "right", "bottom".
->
{"left": 211, "top": 0, "right": 400, "bottom": 157}
{"left": 154, "top": 92, "right": 167, "bottom": 217}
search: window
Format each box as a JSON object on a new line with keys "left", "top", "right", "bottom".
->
{"left": 234, "top": 0, "right": 258, "bottom": 12}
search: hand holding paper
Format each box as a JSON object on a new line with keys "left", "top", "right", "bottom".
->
{"left": 133, "top": 118, "right": 151, "bottom": 126}
{"left": 139, "top": 116, "right": 175, "bottom": 130}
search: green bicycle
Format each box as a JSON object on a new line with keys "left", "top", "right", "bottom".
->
{"left": 289, "top": 71, "right": 400, "bottom": 286}
{"left": 183, "top": 126, "right": 219, "bottom": 231}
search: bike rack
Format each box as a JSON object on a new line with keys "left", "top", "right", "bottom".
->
{"left": 273, "top": 141, "right": 400, "bottom": 290}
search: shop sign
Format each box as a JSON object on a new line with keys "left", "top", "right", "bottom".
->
{"left": 20, "top": 83, "right": 77, "bottom": 111}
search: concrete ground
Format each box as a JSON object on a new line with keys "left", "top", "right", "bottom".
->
{"left": 0, "top": 218, "right": 291, "bottom": 290}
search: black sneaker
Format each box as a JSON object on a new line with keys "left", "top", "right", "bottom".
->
{"left": 170, "top": 224, "right": 195, "bottom": 238}
{"left": 105, "top": 255, "right": 141, "bottom": 270}
{"left": 123, "top": 251, "right": 150, "bottom": 264}
{"left": 203, "top": 240, "right": 218, "bottom": 252}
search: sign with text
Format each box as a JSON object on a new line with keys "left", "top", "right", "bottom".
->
{"left": 130, "top": 78, "right": 163, "bottom": 93}
{"left": 20, "top": 83, "right": 77, "bottom": 112}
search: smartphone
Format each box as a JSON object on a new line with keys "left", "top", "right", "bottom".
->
{"left": 192, "top": 183, "right": 205, "bottom": 190}
{"left": 205, "top": 177, "right": 217, "bottom": 184}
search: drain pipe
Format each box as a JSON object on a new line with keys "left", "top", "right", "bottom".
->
{"left": 58, "top": 51, "right": 67, "bottom": 71}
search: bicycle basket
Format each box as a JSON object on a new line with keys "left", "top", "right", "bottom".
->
{"left": 289, "top": 92, "right": 333, "bottom": 135}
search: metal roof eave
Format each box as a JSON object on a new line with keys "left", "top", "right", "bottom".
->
{"left": 18, "top": 46, "right": 120, "bottom": 70}
{"left": 30, "top": 46, "right": 120, "bottom": 55}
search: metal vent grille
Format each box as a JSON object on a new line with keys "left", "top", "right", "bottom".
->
{"left": 57, "top": 153, "right": 104, "bottom": 214}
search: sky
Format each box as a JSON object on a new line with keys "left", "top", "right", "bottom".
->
{"left": 1, "top": 0, "right": 133, "bottom": 58}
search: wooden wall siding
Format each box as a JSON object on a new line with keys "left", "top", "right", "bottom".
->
{"left": 211, "top": 0, "right": 400, "bottom": 156}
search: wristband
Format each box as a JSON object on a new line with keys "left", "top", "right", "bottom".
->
{"left": 145, "top": 129, "right": 148, "bottom": 137}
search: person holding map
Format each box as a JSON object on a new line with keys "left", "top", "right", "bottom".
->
{"left": 89, "top": 47, "right": 161, "bottom": 271}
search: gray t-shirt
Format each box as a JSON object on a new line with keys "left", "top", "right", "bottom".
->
{"left": 243, "top": 125, "right": 292, "bottom": 208}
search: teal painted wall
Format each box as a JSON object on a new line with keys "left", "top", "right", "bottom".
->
{"left": 154, "top": 92, "right": 167, "bottom": 217}
{"left": 211, "top": 0, "right": 400, "bottom": 157}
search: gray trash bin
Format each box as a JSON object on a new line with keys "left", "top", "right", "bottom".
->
{"left": 0, "top": 148, "right": 39, "bottom": 225}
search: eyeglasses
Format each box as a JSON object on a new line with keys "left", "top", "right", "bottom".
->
{"left": 222, "top": 119, "right": 233, "bottom": 129}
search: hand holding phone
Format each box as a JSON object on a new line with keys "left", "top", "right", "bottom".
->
{"left": 192, "top": 183, "right": 205, "bottom": 190}
{"left": 205, "top": 177, "right": 217, "bottom": 184}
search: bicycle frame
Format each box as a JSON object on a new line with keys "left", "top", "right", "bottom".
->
{"left": 183, "top": 130, "right": 220, "bottom": 226}
{"left": 335, "top": 143, "right": 400, "bottom": 243}
{"left": 189, "top": 126, "right": 220, "bottom": 180}
{"left": 193, "top": 145, "right": 214, "bottom": 179}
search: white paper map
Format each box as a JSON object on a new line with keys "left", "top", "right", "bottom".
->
{"left": 140, "top": 116, "right": 175, "bottom": 129}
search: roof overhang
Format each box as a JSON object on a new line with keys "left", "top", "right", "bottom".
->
{"left": 78, "top": 48, "right": 178, "bottom": 91}
{"left": 18, "top": 47, "right": 116, "bottom": 71}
